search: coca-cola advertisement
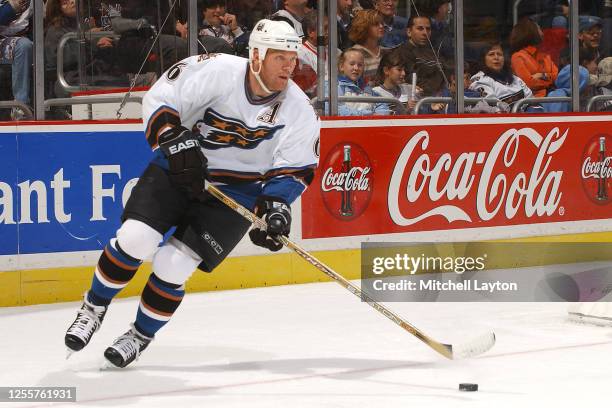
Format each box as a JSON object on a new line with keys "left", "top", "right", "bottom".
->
{"left": 581, "top": 134, "right": 611, "bottom": 205}
{"left": 302, "top": 119, "right": 612, "bottom": 239}
{"left": 320, "top": 142, "right": 373, "bottom": 221}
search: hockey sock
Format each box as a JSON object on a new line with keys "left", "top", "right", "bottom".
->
{"left": 134, "top": 273, "right": 185, "bottom": 338}
{"left": 89, "top": 241, "right": 142, "bottom": 306}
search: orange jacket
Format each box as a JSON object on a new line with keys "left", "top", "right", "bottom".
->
{"left": 511, "top": 46, "right": 559, "bottom": 97}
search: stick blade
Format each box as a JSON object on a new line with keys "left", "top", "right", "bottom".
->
{"left": 451, "top": 331, "right": 496, "bottom": 359}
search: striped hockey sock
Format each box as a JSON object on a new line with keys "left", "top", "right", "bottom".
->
{"left": 134, "top": 273, "right": 185, "bottom": 338}
{"left": 89, "top": 241, "right": 142, "bottom": 306}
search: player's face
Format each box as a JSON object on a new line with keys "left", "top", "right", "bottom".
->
{"left": 260, "top": 49, "right": 298, "bottom": 92}
{"left": 340, "top": 51, "right": 365, "bottom": 82}
{"left": 484, "top": 46, "right": 504, "bottom": 72}
{"left": 203, "top": 5, "right": 226, "bottom": 27}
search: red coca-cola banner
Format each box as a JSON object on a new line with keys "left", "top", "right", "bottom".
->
{"left": 302, "top": 117, "right": 612, "bottom": 238}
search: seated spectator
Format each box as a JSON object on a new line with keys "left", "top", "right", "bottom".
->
{"left": 440, "top": 63, "right": 483, "bottom": 113}
{"left": 336, "top": 47, "right": 390, "bottom": 116}
{"left": 372, "top": 49, "right": 418, "bottom": 114}
{"left": 543, "top": 64, "right": 589, "bottom": 112}
{"left": 349, "top": 9, "right": 388, "bottom": 87}
{"left": 198, "top": 0, "right": 246, "bottom": 53}
{"left": 397, "top": 14, "right": 450, "bottom": 98}
{"left": 510, "top": 17, "right": 558, "bottom": 98}
{"left": 540, "top": 13, "right": 568, "bottom": 66}
{"left": 336, "top": 0, "right": 354, "bottom": 50}
{"left": 593, "top": 57, "right": 612, "bottom": 111}
{"left": 419, "top": 0, "right": 454, "bottom": 60}
{"left": 551, "top": 0, "right": 569, "bottom": 29}
{"left": 293, "top": 11, "right": 330, "bottom": 98}
{"left": 45, "top": 0, "right": 128, "bottom": 97}
{"left": 372, "top": 0, "right": 407, "bottom": 48}
{"left": 0, "top": 0, "right": 32, "bottom": 120}
{"left": 469, "top": 42, "right": 540, "bottom": 113}
{"left": 229, "top": 0, "right": 273, "bottom": 31}
{"left": 578, "top": 15, "right": 603, "bottom": 62}
{"left": 579, "top": 46, "right": 600, "bottom": 109}
{"left": 110, "top": 0, "right": 188, "bottom": 74}
{"left": 271, "top": 0, "right": 308, "bottom": 37}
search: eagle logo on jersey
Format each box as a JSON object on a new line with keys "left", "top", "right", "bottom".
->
{"left": 194, "top": 109, "right": 284, "bottom": 150}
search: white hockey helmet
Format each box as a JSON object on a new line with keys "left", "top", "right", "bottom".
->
{"left": 248, "top": 19, "right": 301, "bottom": 62}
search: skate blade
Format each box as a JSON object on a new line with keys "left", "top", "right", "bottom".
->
{"left": 66, "top": 349, "right": 76, "bottom": 360}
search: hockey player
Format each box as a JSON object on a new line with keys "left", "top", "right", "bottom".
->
{"left": 64, "top": 19, "right": 320, "bottom": 368}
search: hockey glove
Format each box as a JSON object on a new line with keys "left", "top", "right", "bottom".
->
{"left": 158, "top": 126, "right": 208, "bottom": 199}
{"left": 249, "top": 196, "right": 291, "bottom": 252}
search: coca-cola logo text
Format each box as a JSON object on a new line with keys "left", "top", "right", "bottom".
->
{"left": 388, "top": 128, "right": 566, "bottom": 226}
{"left": 321, "top": 167, "right": 371, "bottom": 192}
{"left": 580, "top": 134, "right": 611, "bottom": 205}
{"left": 320, "top": 142, "right": 373, "bottom": 221}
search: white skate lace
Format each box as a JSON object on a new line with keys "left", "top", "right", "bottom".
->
{"left": 112, "top": 328, "right": 151, "bottom": 362}
{"left": 67, "top": 304, "right": 103, "bottom": 340}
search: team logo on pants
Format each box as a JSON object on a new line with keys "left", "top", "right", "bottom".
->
{"left": 193, "top": 109, "right": 284, "bottom": 150}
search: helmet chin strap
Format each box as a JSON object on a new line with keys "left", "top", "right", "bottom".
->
{"left": 249, "top": 58, "right": 275, "bottom": 96}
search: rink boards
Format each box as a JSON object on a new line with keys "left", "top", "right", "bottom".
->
{"left": 0, "top": 115, "right": 611, "bottom": 306}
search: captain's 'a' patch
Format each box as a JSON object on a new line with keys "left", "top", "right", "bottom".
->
{"left": 257, "top": 102, "right": 281, "bottom": 125}
{"left": 193, "top": 109, "right": 284, "bottom": 150}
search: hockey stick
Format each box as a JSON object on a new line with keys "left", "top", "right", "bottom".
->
{"left": 207, "top": 184, "right": 495, "bottom": 359}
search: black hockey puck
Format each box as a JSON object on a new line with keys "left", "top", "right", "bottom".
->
{"left": 459, "top": 383, "right": 478, "bottom": 392}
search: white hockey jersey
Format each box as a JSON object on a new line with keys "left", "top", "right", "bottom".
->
{"left": 142, "top": 53, "right": 320, "bottom": 206}
{"left": 469, "top": 71, "right": 534, "bottom": 108}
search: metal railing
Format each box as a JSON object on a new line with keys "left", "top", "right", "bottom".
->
{"left": 511, "top": 97, "right": 571, "bottom": 113}
{"left": 0, "top": 101, "right": 34, "bottom": 120}
{"left": 56, "top": 31, "right": 122, "bottom": 94}
{"left": 311, "top": 96, "right": 408, "bottom": 115}
{"left": 587, "top": 95, "right": 612, "bottom": 112}
{"left": 44, "top": 96, "right": 143, "bottom": 120}
{"left": 415, "top": 97, "right": 502, "bottom": 114}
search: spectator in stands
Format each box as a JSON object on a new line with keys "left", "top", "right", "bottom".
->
{"left": 349, "top": 9, "right": 388, "bottom": 87}
{"left": 510, "top": 17, "right": 558, "bottom": 97}
{"left": 336, "top": 0, "right": 353, "bottom": 50}
{"left": 372, "top": 49, "right": 417, "bottom": 114}
{"left": 540, "top": 8, "right": 568, "bottom": 66}
{"left": 440, "top": 63, "right": 484, "bottom": 113}
{"left": 271, "top": 0, "right": 308, "bottom": 37}
{"left": 543, "top": 64, "right": 589, "bottom": 112}
{"left": 422, "top": 0, "right": 454, "bottom": 60}
{"left": 0, "top": 0, "right": 32, "bottom": 120}
{"left": 45, "top": 0, "right": 128, "bottom": 97}
{"left": 228, "top": 0, "right": 273, "bottom": 31}
{"left": 551, "top": 0, "right": 569, "bottom": 29}
{"left": 293, "top": 11, "right": 330, "bottom": 98}
{"left": 109, "top": 0, "right": 188, "bottom": 75}
{"left": 578, "top": 15, "right": 603, "bottom": 61}
{"left": 336, "top": 47, "right": 390, "bottom": 116}
{"left": 593, "top": 57, "right": 612, "bottom": 111}
{"left": 397, "top": 14, "right": 450, "bottom": 98}
{"left": 198, "top": 0, "right": 246, "bottom": 52}
{"left": 469, "top": 42, "right": 540, "bottom": 113}
{"left": 372, "top": 0, "right": 407, "bottom": 48}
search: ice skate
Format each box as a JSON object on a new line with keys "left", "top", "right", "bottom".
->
{"left": 103, "top": 325, "right": 153, "bottom": 368}
{"left": 65, "top": 292, "right": 108, "bottom": 357}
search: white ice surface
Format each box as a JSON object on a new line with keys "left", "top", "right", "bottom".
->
{"left": 1, "top": 280, "right": 611, "bottom": 408}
